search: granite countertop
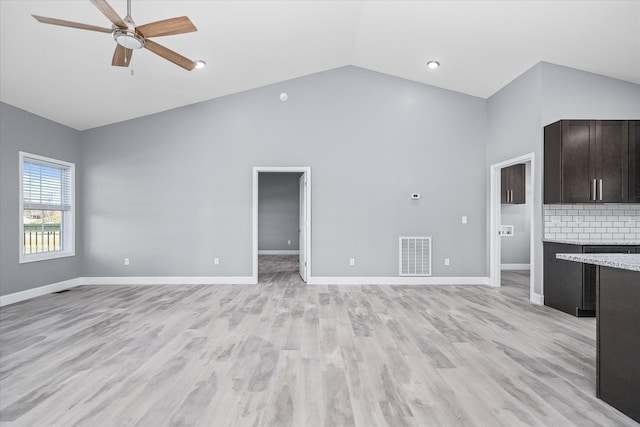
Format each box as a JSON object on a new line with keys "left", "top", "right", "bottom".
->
{"left": 556, "top": 253, "right": 640, "bottom": 272}
{"left": 544, "top": 239, "right": 640, "bottom": 245}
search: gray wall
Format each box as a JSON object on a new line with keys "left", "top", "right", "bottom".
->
{"left": 487, "top": 63, "right": 543, "bottom": 293}
{"left": 0, "top": 103, "right": 83, "bottom": 296}
{"left": 501, "top": 162, "right": 531, "bottom": 265}
{"left": 541, "top": 62, "right": 640, "bottom": 124}
{"left": 6, "top": 61, "right": 633, "bottom": 293}
{"left": 81, "top": 66, "right": 488, "bottom": 278}
{"left": 487, "top": 62, "right": 640, "bottom": 296}
{"left": 259, "top": 173, "right": 300, "bottom": 251}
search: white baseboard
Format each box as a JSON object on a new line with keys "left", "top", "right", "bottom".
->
{"left": 501, "top": 263, "right": 531, "bottom": 270}
{"left": 307, "top": 276, "right": 490, "bottom": 286}
{"left": 1, "top": 275, "right": 493, "bottom": 306}
{"left": 530, "top": 293, "right": 544, "bottom": 305}
{"left": 0, "top": 278, "right": 83, "bottom": 307}
{"left": 82, "top": 276, "right": 256, "bottom": 286}
{"left": 258, "top": 250, "right": 300, "bottom": 255}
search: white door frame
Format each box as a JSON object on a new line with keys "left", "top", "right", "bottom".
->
{"left": 489, "top": 153, "right": 536, "bottom": 302}
{"left": 298, "top": 174, "right": 308, "bottom": 282}
{"left": 253, "top": 167, "right": 311, "bottom": 284}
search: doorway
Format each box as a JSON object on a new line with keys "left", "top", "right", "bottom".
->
{"left": 252, "top": 167, "right": 311, "bottom": 284}
{"left": 500, "top": 162, "right": 531, "bottom": 271}
{"left": 489, "top": 153, "right": 536, "bottom": 302}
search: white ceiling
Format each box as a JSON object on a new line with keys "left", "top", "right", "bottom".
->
{"left": 1, "top": 1, "right": 638, "bottom": 131}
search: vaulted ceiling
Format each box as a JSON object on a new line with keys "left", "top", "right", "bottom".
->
{"left": 1, "top": 1, "right": 638, "bottom": 130}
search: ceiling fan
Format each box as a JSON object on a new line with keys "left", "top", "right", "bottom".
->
{"left": 32, "top": 0, "right": 200, "bottom": 71}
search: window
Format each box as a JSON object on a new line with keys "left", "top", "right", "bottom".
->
{"left": 19, "top": 152, "right": 75, "bottom": 263}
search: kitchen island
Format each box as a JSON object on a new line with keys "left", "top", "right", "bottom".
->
{"left": 556, "top": 253, "right": 640, "bottom": 423}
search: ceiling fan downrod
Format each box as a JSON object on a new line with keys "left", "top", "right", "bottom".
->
{"left": 113, "top": 0, "right": 144, "bottom": 49}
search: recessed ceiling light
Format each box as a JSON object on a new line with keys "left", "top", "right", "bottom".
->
{"left": 427, "top": 61, "right": 440, "bottom": 69}
{"left": 194, "top": 60, "right": 206, "bottom": 69}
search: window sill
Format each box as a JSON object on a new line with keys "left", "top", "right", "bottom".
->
{"left": 19, "top": 251, "right": 75, "bottom": 264}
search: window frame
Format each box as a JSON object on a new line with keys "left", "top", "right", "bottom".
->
{"left": 19, "top": 151, "right": 75, "bottom": 263}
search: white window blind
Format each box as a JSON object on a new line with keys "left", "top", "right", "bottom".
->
{"left": 23, "top": 158, "right": 72, "bottom": 211}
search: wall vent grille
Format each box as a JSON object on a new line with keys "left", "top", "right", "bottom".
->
{"left": 399, "top": 236, "right": 432, "bottom": 276}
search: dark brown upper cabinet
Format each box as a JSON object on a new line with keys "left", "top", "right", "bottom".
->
{"left": 629, "top": 120, "right": 640, "bottom": 203}
{"left": 501, "top": 163, "right": 525, "bottom": 204}
{"left": 544, "top": 120, "right": 629, "bottom": 203}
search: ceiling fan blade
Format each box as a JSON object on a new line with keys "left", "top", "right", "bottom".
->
{"left": 136, "top": 16, "right": 197, "bottom": 38}
{"left": 32, "top": 15, "right": 112, "bottom": 33}
{"left": 112, "top": 45, "right": 133, "bottom": 67}
{"left": 89, "top": 0, "right": 126, "bottom": 28}
{"left": 144, "top": 39, "right": 196, "bottom": 71}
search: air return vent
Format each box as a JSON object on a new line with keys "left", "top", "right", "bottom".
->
{"left": 399, "top": 236, "right": 432, "bottom": 276}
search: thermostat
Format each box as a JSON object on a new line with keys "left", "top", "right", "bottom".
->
{"left": 411, "top": 193, "right": 420, "bottom": 200}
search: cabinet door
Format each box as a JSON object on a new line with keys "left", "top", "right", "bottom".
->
{"left": 543, "top": 242, "right": 584, "bottom": 315}
{"left": 544, "top": 121, "right": 562, "bottom": 203}
{"left": 509, "top": 164, "right": 526, "bottom": 204}
{"left": 501, "top": 167, "right": 509, "bottom": 203}
{"left": 596, "top": 120, "right": 628, "bottom": 203}
{"left": 562, "top": 120, "right": 596, "bottom": 203}
{"left": 629, "top": 121, "right": 640, "bottom": 203}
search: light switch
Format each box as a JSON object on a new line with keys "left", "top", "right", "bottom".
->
{"left": 462, "top": 216, "right": 468, "bottom": 224}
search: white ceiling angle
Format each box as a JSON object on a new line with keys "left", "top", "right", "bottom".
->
{"left": 0, "top": 1, "right": 638, "bottom": 131}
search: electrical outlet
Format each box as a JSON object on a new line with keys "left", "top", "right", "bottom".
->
{"left": 462, "top": 216, "right": 468, "bottom": 224}
{"left": 444, "top": 258, "right": 450, "bottom": 266}
{"left": 287, "top": 240, "right": 291, "bottom": 245}
{"left": 349, "top": 258, "right": 355, "bottom": 266}
{"left": 214, "top": 258, "right": 220, "bottom": 265}
{"left": 124, "top": 258, "right": 130, "bottom": 266}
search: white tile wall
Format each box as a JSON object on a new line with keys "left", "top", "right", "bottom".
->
{"left": 544, "top": 204, "right": 640, "bottom": 241}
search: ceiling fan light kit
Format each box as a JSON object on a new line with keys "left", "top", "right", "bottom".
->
{"left": 32, "top": 0, "right": 201, "bottom": 71}
{"left": 113, "top": 28, "right": 145, "bottom": 49}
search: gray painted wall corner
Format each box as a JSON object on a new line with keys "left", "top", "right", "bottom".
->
{"left": 0, "top": 102, "right": 83, "bottom": 296}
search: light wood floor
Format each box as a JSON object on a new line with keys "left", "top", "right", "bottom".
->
{"left": 0, "top": 256, "right": 637, "bottom": 426}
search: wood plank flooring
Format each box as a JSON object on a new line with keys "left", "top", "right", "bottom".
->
{"left": 0, "top": 257, "right": 637, "bottom": 426}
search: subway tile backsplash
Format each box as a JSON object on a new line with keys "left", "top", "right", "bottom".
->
{"left": 544, "top": 204, "right": 640, "bottom": 242}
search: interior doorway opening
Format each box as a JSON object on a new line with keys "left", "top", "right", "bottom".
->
{"left": 500, "top": 162, "right": 532, "bottom": 271}
{"left": 252, "top": 167, "right": 311, "bottom": 284}
{"left": 489, "top": 153, "right": 537, "bottom": 303}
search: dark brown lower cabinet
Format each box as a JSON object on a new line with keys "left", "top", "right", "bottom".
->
{"left": 597, "top": 266, "right": 640, "bottom": 423}
{"left": 543, "top": 242, "right": 636, "bottom": 316}
{"left": 544, "top": 242, "right": 586, "bottom": 316}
